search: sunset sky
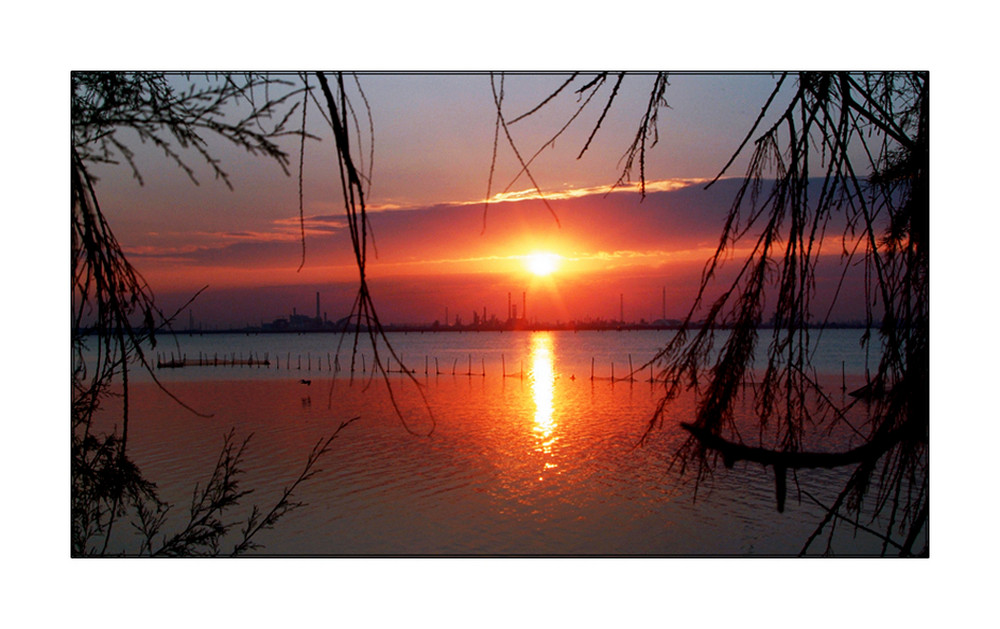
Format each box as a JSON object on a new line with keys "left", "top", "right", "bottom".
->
{"left": 8, "top": 0, "right": 989, "bottom": 621}
{"left": 86, "top": 72, "right": 871, "bottom": 328}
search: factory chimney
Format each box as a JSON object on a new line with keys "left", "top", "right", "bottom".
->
{"left": 316, "top": 292, "right": 321, "bottom": 320}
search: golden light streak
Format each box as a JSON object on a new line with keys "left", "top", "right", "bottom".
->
{"left": 461, "top": 177, "right": 714, "bottom": 207}
{"left": 530, "top": 332, "right": 559, "bottom": 479}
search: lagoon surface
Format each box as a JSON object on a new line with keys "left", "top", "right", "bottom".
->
{"left": 89, "top": 329, "right": 893, "bottom": 556}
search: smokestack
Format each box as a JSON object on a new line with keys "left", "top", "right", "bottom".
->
{"left": 316, "top": 292, "right": 320, "bottom": 320}
{"left": 508, "top": 292, "right": 512, "bottom": 320}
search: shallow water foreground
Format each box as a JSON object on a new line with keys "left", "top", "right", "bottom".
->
{"left": 90, "top": 331, "right": 895, "bottom": 556}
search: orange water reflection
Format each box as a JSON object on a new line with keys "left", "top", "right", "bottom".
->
{"left": 530, "top": 332, "right": 559, "bottom": 478}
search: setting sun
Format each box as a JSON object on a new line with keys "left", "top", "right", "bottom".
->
{"left": 524, "top": 252, "right": 561, "bottom": 276}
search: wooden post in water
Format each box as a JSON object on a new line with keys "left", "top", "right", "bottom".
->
{"left": 628, "top": 354, "right": 634, "bottom": 382}
{"left": 591, "top": 357, "right": 595, "bottom": 381}
{"left": 611, "top": 362, "right": 615, "bottom": 382}
{"left": 481, "top": 356, "right": 485, "bottom": 377}
{"left": 502, "top": 354, "right": 506, "bottom": 377}
{"left": 435, "top": 357, "right": 440, "bottom": 375}
{"left": 452, "top": 358, "right": 458, "bottom": 375}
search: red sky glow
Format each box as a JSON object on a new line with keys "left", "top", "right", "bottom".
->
{"left": 85, "top": 73, "right": 871, "bottom": 328}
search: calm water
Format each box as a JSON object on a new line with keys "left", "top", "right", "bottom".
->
{"left": 87, "top": 329, "right": 898, "bottom": 556}
{"left": 114, "top": 328, "right": 877, "bottom": 384}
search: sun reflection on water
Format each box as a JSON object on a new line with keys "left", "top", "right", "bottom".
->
{"left": 530, "top": 332, "right": 559, "bottom": 477}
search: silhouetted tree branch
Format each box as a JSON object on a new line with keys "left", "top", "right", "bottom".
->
{"left": 71, "top": 72, "right": 362, "bottom": 556}
{"left": 644, "top": 72, "right": 928, "bottom": 556}
{"left": 507, "top": 71, "right": 927, "bottom": 555}
{"left": 313, "top": 71, "right": 436, "bottom": 437}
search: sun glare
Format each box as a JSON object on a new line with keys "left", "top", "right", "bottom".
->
{"left": 524, "top": 252, "right": 560, "bottom": 277}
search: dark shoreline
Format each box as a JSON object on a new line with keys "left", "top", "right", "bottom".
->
{"left": 79, "top": 321, "right": 874, "bottom": 337}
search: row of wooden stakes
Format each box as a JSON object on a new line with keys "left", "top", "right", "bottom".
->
{"left": 154, "top": 351, "right": 665, "bottom": 383}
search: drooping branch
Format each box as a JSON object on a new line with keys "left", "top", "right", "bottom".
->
{"left": 615, "top": 72, "right": 670, "bottom": 197}
{"left": 508, "top": 72, "right": 579, "bottom": 124}
{"left": 487, "top": 72, "right": 561, "bottom": 228}
{"left": 680, "top": 417, "right": 919, "bottom": 472}
{"left": 577, "top": 72, "right": 625, "bottom": 159}
{"left": 642, "top": 72, "right": 928, "bottom": 554}
{"left": 71, "top": 72, "right": 372, "bottom": 555}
